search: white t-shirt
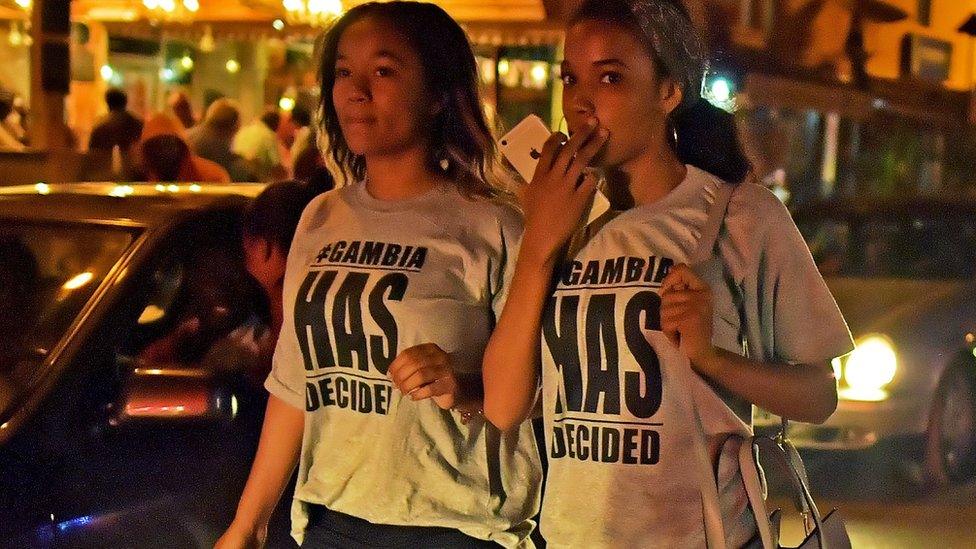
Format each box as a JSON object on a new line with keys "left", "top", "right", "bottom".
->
{"left": 538, "top": 166, "right": 853, "bottom": 548}
{"left": 266, "top": 181, "right": 541, "bottom": 547}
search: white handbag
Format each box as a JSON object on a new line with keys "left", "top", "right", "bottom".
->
{"left": 685, "top": 181, "right": 853, "bottom": 549}
{"left": 737, "top": 420, "right": 852, "bottom": 549}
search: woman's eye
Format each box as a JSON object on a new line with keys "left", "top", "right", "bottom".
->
{"left": 600, "top": 72, "right": 622, "bottom": 84}
{"left": 560, "top": 74, "right": 576, "bottom": 86}
{"left": 335, "top": 67, "right": 351, "bottom": 78}
{"left": 375, "top": 67, "right": 394, "bottom": 77}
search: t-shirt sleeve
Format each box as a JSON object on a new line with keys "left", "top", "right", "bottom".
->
{"left": 489, "top": 202, "right": 525, "bottom": 322}
{"left": 755, "top": 193, "right": 854, "bottom": 364}
{"left": 264, "top": 194, "right": 330, "bottom": 410}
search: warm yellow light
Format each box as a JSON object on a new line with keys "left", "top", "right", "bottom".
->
{"left": 225, "top": 59, "right": 241, "bottom": 74}
{"left": 180, "top": 55, "right": 194, "bottom": 71}
{"left": 530, "top": 63, "right": 548, "bottom": 85}
{"left": 279, "top": 97, "right": 296, "bottom": 112}
{"left": 35, "top": 182, "right": 50, "bottom": 195}
{"left": 7, "top": 23, "right": 23, "bottom": 47}
{"left": 100, "top": 65, "right": 115, "bottom": 81}
{"left": 137, "top": 304, "right": 166, "bottom": 324}
{"left": 166, "top": 184, "right": 179, "bottom": 193}
{"left": 109, "top": 185, "right": 134, "bottom": 197}
{"left": 183, "top": 0, "right": 199, "bottom": 11}
{"left": 189, "top": 184, "right": 202, "bottom": 193}
{"left": 63, "top": 272, "right": 94, "bottom": 291}
{"left": 307, "top": 0, "right": 342, "bottom": 16}
{"left": 273, "top": 19, "right": 285, "bottom": 31}
{"left": 155, "top": 184, "right": 166, "bottom": 192}
{"left": 282, "top": 0, "right": 342, "bottom": 25}
{"left": 15, "top": 0, "right": 31, "bottom": 8}
{"left": 497, "top": 59, "right": 510, "bottom": 76}
{"left": 838, "top": 387, "right": 889, "bottom": 402}
{"left": 841, "top": 335, "right": 897, "bottom": 401}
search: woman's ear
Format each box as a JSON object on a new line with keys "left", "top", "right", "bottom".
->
{"left": 659, "top": 78, "right": 684, "bottom": 117}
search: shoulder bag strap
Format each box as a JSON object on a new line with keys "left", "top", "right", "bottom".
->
{"left": 680, "top": 180, "right": 739, "bottom": 548}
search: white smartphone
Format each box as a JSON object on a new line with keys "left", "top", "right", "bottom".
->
{"left": 499, "top": 114, "right": 610, "bottom": 225}
{"left": 499, "top": 114, "right": 552, "bottom": 183}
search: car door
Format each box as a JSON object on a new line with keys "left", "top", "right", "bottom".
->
{"left": 1, "top": 205, "right": 275, "bottom": 548}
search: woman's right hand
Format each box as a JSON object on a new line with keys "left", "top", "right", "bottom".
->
{"left": 214, "top": 522, "right": 267, "bottom": 549}
{"left": 520, "top": 116, "right": 609, "bottom": 265}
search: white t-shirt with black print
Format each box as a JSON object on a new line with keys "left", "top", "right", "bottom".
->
{"left": 537, "top": 166, "right": 854, "bottom": 548}
{"left": 266, "top": 181, "right": 542, "bottom": 547}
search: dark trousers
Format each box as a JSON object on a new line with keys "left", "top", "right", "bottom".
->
{"left": 300, "top": 504, "right": 500, "bottom": 549}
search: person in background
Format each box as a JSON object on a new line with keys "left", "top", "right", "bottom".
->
{"left": 187, "top": 99, "right": 257, "bottom": 182}
{"left": 287, "top": 105, "right": 313, "bottom": 161}
{"left": 168, "top": 90, "right": 197, "bottom": 130}
{"left": 291, "top": 105, "right": 333, "bottom": 186}
{"left": 136, "top": 113, "right": 230, "bottom": 183}
{"left": 79, "top": 88, "right": 144, "bottom": 179}
{"left": 234, "top": 110, "right": 288, "bottom": 182}
{"left": 0, "top": 93, "right": 25, "bottom": 152}
{"left": 88, "top": 88, "right": 143, "bottom": 153}
{"left": 239, "top": 178, "right": 334, "bottom": 375}
{"left": 0, "top": 91, "right": 27, "bottom": 148}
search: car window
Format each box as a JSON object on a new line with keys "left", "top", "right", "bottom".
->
{"left": 116, "top": 207, "right": 271, "bottom": 378}
{"left": 799, "top": 213, "right": 976, "bottom": 280}
{"left": 0, "top": 222, "right": 137, "bottom": 410}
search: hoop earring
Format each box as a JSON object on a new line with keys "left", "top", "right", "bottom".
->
{"left": 558, "top": 115, "right": 569, "bottom": 135}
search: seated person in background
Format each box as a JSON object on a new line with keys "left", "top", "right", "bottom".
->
{"left": 137, "top": 245, "right": 258, "bottom": 367}
{"left": 0, "top": 92, "right": 25, "bottom": 152}
{"left": 186, "top": 99, "right": 257, "bottom": 182}
{"left": 240, "top": 179, "right": 331, "bottom": 361}
{"left": 135, "top": 113, "right": 230, "bottom": 183}
{"left": 136, "top": 203, "right": 268, "bottom": 380}
{"left": 232, "top": 110, "right": 288, "bottom": 182}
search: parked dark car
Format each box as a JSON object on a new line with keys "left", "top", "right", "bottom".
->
{"left": 756, "top": 198, "right": 976, "bottom": 486}
{"left": 0, "top": 183, "right": 295, "bottom": 548}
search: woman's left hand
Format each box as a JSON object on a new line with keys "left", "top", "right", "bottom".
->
{"left": 659, "top": 264, "right": 718, "bottom": 372}
{"left": 388, "top": 343, "right": 460, "bottom": 410}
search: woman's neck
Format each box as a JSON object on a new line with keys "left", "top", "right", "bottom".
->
{"left": 604, "top": 146, "right": 687, "bottom": 210}
{"left": 364, "top": 147, "right": 443, "bottom": 200}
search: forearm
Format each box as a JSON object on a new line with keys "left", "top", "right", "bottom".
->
{"left": 482, "top": 250, "right": 555, "bottom": 431}
{"left": 694, "top": 348, "right": 838, "bottom": 424}
{"left": 230, "top": 394, "right": 305, "bottom": 532}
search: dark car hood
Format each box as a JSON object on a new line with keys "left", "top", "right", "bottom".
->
{"left": 825, "top": 277, "right": 970, "bottom": 336}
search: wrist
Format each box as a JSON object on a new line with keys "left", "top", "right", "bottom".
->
{"left": 517, "top": 237, "right": 561, "bottom": 271}
{"left": 690, "top": 346, "right": 722, "bottom": 377}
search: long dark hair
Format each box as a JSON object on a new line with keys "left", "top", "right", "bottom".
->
{"left": 242, "top": 178, "right": 333, "bottom": 253}
{"left": 570, "top": 0, "right": 751, "bottom": 184}
{"left": 317, "top": 1, "right": 501, "bottom": 196}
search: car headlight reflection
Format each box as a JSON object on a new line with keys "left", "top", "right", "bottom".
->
{"left": 837, "top": 335, "right": 897, "bottom": 402}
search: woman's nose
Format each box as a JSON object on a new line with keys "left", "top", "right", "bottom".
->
{"left": 346, "top": 75, "right": 371, "bottom": 103}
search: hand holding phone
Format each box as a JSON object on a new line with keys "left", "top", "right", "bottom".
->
{"left": 498, "top": 114, "right": 552, "bottom": 184}
{"left": 499, "top": 114, "right": 610, "bottom": 225}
